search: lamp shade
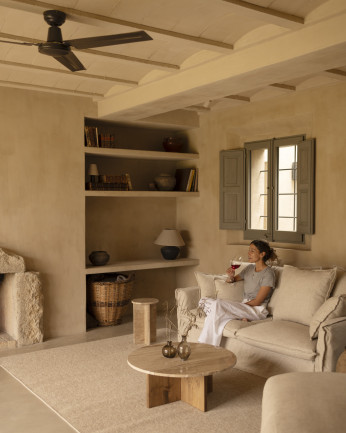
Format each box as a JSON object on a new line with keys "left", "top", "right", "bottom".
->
{"left": 154, "top": 229, "right": 185, "bottom": 246}
{"left": 88, "top": 163, "right": 99, "bottom": 176}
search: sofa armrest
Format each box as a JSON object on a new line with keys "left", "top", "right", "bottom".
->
{"left": 315, "top": 316, "right": 346, "bottom": 372}
{"left": 175, "top": 286, "right": 201, "bottom": 336}
{"left": 175, "top": 286, "right": 201, "bottom": 311}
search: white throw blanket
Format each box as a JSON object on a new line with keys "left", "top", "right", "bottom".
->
{"left": 198, "top": 297, "right": 268, "bottom": 346}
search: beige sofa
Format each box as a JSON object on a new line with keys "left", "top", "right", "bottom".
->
{"left": 176, "top": 264, "right": 346, "bottom": 377}
{"left": 260, "top": 372, "right": 346, "bottom": 433}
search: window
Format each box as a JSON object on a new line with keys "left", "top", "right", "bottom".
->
{"left": 220, "top": 135, "right": 315, "bottom": 244}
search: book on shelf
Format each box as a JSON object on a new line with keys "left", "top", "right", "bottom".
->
{"left": 125, "top": 173, "right": 133, "bottom": 191}
{"left": 85, "top": 182, "right": 129, "bottom": 191}
{"left": 85, "top": 173, "right": 133, "bottom": 191}
{"left": 99, "top": 133, "right": 116, "bottom": 148}
{"left": 100, "top": 174, "right": 128, "bottom": 184}
{"left": 84, "top": 126, "right": 99, "bottom": 147}
{"left": 175, "top": 168, "right": 198, "bottom": 192}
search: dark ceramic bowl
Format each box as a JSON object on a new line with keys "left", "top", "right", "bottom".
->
{"left": 89, "top": 251, "right": 110, "bottom": 266}
{"left": 162, "top": 138, "right": 183, "bottom": 152}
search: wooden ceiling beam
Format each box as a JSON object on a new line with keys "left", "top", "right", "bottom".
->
{"left": 3, "top": 0, "right": 233, "bottom": 50}
{"left": 222, "top": 0, "right": 304, "bottom": 29}
{"left": 224, "top": 94, "right": 251, "bottom": 102}
{"left": 0, "top": 59, "right": 138, "bottom": 85}
{"left": 322, "top": 68, "right": 346, "bottom": 81}
{"left": 0, "top": 78, "right": 103, "bottom": 97}
{"left": 270, "top": 83, "right": 296, "bottom": 92}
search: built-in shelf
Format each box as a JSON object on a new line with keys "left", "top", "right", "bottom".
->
{"left": 85, "top": 258, "right": 199, "bottom": 274}
{"left": 85, "top": 190, "right": 199, "bottom": 197}
{"left": 84, "top": 147, "right": 199, "bottom": 161}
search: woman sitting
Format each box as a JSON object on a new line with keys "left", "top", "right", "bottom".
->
{"left": 198, "top": 240, "right": 277, "bottom": 346}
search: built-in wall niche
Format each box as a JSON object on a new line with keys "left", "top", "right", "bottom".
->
{"left": 83, "top": 118, "right": 199, "bottom": 331}
{"left": 85, "top": 154, "right": 177, "bottom": 192}
{"left": 84, "top": 117, "right": 189, "bottom": 152}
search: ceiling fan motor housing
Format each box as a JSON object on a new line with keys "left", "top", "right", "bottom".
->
{"left": 39, "top": 11, "right": 69, "bottom": 56}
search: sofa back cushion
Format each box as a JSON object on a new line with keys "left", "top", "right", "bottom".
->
{"left": 267, "top": 266, "right": 284, "bottom": 314}
{"left": 332, "top": 271, "right": 346, "bottom": 296}
{"left": 215, "top": 279, "right": 244, "bottom": 302}
{"left": 194, "top": 271, "right": 226, "bottom": 298}
{"left": 272, "top": 265, "right": 337, "bottom": 326}
{"left": 309, "top": 294, "right": 346, "bottom": 338}
{"left": 194, "top": 263, "right": 249, "bottom": 299}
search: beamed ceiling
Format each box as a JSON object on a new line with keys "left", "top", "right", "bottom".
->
{"left": 0, "top": 0, "right": 345, "bottom": 125}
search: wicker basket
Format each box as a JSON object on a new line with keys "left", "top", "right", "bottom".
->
{"left": 87, "top": 273, "right": 134, "bottom": 326}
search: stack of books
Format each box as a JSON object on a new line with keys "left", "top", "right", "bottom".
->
{"left": 86, "top": 174, "right": 133, "bottom": 191}
{"left": 84, "top": 126, "right": 116, "bottom": 148}
{"left": 175, "top": 168, "right": 198, "bottom": 192}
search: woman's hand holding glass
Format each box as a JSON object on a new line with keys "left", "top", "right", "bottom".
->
{"left": 226, "top": 256, "right": 242, "bottom": 283}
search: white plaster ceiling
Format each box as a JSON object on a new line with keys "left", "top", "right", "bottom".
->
{"left": 0, "top": 0, "right": 345, "bottom": 124}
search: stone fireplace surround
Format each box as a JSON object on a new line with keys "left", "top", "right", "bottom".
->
{"left": 0, "top": 248, "right": 43, "bottom": 349}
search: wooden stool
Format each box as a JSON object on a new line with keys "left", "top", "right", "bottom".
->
{"left": 132, "top": 298, "right": 159, "bottom": 345}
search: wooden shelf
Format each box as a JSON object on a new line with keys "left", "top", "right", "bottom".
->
{"left": 84, "top": 147, "right": 199, "bottom": 161}
{"left": 85, "top": 190, "right": 199, "bottom": 198}
{"left": 85, "top": 258, "right": 199, "bottom": 274}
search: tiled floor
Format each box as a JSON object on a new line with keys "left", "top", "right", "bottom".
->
{"left": 0, "top": 315, "right": 166, "bottom": 433}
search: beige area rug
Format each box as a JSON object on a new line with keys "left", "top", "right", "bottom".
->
{"left": 0, "top": 331, "right": 265, "bottom": 433}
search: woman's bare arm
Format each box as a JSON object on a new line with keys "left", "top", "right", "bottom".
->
{"left": 245, "top": 286, "right": 272, "bottom": 306}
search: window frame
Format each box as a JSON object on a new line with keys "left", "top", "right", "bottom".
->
{"left": 219, "top": 135, "right": 315, "bottom": 244}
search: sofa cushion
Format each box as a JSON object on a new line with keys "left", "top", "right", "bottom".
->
{"left": 267, "top": 267, "right": 284, "bottom": 314}
{"left": 194, "top": 271, "right": 227, "bottom": 298}
{"left": 215, "top": 279, "right": 244, "bottom": 302}
{"left": 261, "top": 372, "right": 346, "bottom": 433}
{"left": 235, "top": 320, "right": 316, "bottom": 360}
{"left": 272, "top": 265, "right": 337, "bottom": 326}
{"left": 309, "top": 295, "right": 346, "bottom": 339}
{"left": 194, "top": 264, "right": 250, "bottom": 299}
{"left": 332, "top": 271, "right": 346, "bottom": 296}
{"left": 223, "top": 317, "right": 272, "bottom": 337}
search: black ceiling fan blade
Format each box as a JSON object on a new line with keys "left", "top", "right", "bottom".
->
{"left": 65, "top": 31, "right": 152, "bottom": 50}
{"left": 53, "top": 51, "right": 86, "bottom": 72}
{"left": 0, "top": 39, "right": 37, "bottom": 46}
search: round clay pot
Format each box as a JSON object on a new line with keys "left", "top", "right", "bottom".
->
{"left": 154, "top": 173, "right": 176, "bottom": 191}
{"left": 89, "top": 251, "right": 110, "bottom": 266}
{"left": 162, "top": 137, "right": 183, "bottom": 153}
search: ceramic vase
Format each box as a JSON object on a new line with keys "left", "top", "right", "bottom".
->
{"left": 89, "top": 250, "right": 110, "bottom": 266}
{"left": 177, "top": 335, "right": 191, "bottom": 361}
{"left": 154, "top": 173, "right": 176, "bottom": 191}
{"left": 162, "top": 137, "right": 183, "bottom": 153}
{"left": 162, "top": 341, "right": 177, "bottom": 358}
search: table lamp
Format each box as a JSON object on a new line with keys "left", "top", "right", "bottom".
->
{"left": 88, "top": 163, "right": 99, "bottom": 182}
{"left": 154, "top": 229, "right": 185, "bottom": 260}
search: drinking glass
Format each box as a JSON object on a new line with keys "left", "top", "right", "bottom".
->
{"left": 230, "top": 256, "right": 243, "bottom": 270}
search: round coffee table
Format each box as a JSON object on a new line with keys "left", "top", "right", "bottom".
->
{"left": 127, "top": 342, "right": 237, "bottom": 411}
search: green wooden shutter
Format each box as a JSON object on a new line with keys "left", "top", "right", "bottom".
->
{"left": 219, "top": 149, "right": 245, "bottom": 230}
{"left": 297, "top": 138, "right": 315, "bottom": 234}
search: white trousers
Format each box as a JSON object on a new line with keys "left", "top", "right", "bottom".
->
{"left": 198, "top": 297, "right": 268, "bottom": 346}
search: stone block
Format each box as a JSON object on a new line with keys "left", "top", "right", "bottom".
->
{"left": 0, "top": 248, "right": 25, "bottom": 273}
{"left": 0, "top": 272, "right": 43, "bottom": 346}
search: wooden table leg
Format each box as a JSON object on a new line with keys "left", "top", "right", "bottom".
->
{"left": 146, "top": 375, "right": 181, "bottom": 408}
{"left": 143, "top": 304, "right": 151, "bottom": 345}
{"left": 181, "top": 376, "right": 208, "bottom": 412}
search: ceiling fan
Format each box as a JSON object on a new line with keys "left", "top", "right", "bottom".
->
{"left": 0, "top": 10, "right": 152, "bottom": 72}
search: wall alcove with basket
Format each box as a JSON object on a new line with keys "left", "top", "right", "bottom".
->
{"left": 84, "top": 118, "right": 200, "bottom": 328}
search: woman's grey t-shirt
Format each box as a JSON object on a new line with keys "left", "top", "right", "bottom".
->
{"left": 238, "top": 265, "right": 276, "bottom": 302}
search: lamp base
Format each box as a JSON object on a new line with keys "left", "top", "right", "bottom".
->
{"left": 160, "top": 246, "right": 180, "bottom": 260}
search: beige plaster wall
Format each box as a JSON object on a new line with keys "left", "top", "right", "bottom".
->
{"left": 176, "top": 82, "right": 346, "bottom": 287}
{"left": 0, "top": 86, "right": 96, "bottom": 338}
{"left": 1, "top": 81, "right": 345, "bottom": 339}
